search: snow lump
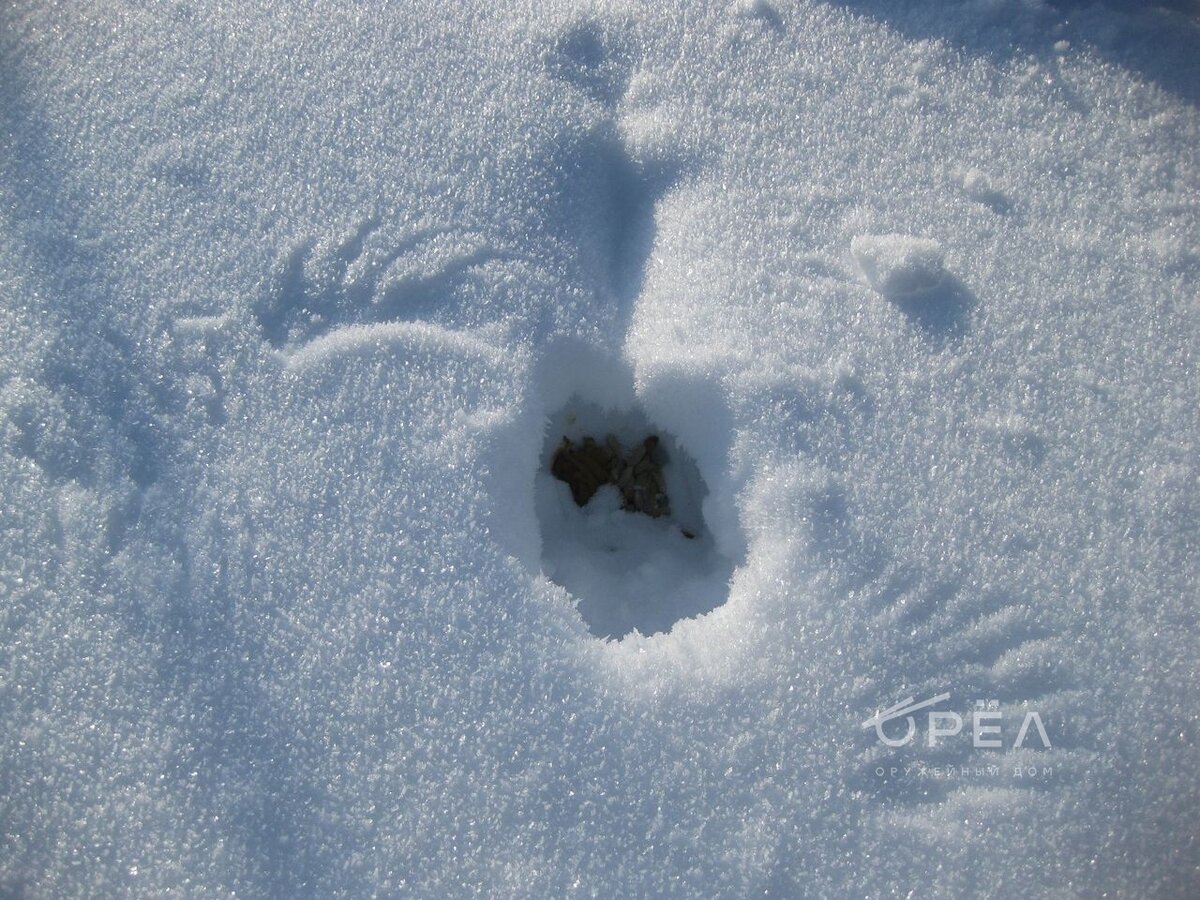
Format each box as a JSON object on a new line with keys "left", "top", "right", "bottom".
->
{"left": 851, "top": 233, "right": 947, "bottom": 299}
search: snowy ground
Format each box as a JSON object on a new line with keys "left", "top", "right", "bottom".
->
{"left": 1, "top": 0, "right": 1197, "bottom": 896}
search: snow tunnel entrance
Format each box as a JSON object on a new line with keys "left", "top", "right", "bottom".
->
{"left": 536, "top": 397, "right": 734, "bottom": 640}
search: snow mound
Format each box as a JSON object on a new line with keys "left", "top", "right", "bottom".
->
{"left": 851, "top": 233, "right": 947, "bottom": 298}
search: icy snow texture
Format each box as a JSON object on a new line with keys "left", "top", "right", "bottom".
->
{"left": 1, "top": 0, "right": 1198, "bottom": 896}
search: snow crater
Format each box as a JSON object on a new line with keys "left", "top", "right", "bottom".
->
{"left": 533, "top": 354, "right": 738, "bottom": 640}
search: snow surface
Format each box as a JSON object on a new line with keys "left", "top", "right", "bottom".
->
{"left": 1, "top": 0, "right": 1197, "bottom": 896}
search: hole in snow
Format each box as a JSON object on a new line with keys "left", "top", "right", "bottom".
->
{"left": 536, "top": 397, "right": 734, "bottom": 640}
{"left": 551, "top": 433, "right": 678, "bottom": 523}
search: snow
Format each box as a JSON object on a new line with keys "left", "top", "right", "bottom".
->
{"left": 1, "top": 0, "right": 1198, "bottom": 896}
{"left": 850, "top": 233, "right": 947, "bottom": 298}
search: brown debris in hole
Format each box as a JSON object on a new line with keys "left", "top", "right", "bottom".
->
{"left": 551, "top": 433, "right": 672, "bottom": 518}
